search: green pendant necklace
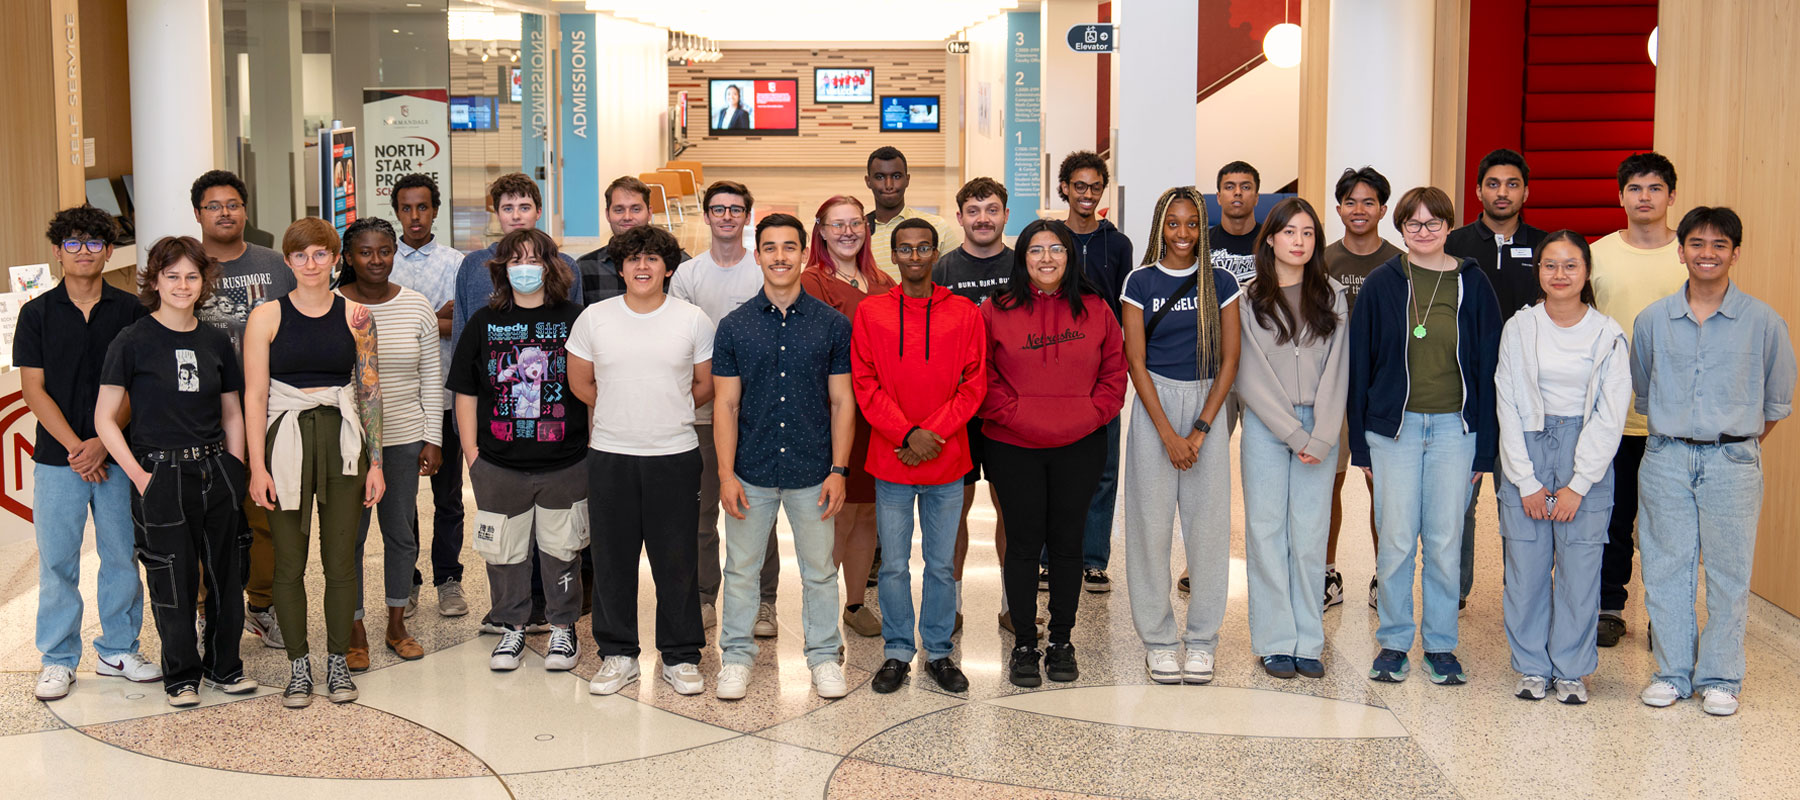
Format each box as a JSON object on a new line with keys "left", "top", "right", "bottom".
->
{"left": 1408, "top": 256, "right": 1448, "bottom": 339}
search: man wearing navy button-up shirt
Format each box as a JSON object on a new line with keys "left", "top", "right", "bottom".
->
{"left": 711, "top": 213, "right": 856, "bottom": 700}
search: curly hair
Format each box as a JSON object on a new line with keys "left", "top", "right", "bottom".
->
{"left": 610, "top": 224, "right": 684, "bottom": 271}
{"left": 955, "top": 177, "right": 1008, "bottom": 210}
{"left": 46, "top": 205, "right": 119, "bottom": 247}
{"left": 1056, "top": 151, "right": 1109, "bottom": 201}
{"left": 190, "top": 170, "right": 247, "bottom": 209}
{"left": 137, "top": 236, "right": 219, "bottom": 312}
{"left": 486, "top": 228, "right": 570, "bottom": 311}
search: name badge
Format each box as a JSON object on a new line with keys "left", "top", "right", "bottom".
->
{"left": 1510, "top": 247, "right": 1534, "bottom": 260}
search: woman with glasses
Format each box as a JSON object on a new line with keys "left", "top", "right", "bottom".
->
{"left": 244, "top": 218, "right": 385, "bottom": 708}
{"left": 800, "top": 195, "right": 896, "bottom": 638}
{"left": 979, "top": 220, "right": 1126, "bottom": 686}
{"left": 335, "top": 217, "right": 440, "bottom": 667}
{"left": 1348, "top": 187, "right": 1501, "bottom": 686}
{"left": 1121, "top": 186, "right": 1242, "bottom": 686}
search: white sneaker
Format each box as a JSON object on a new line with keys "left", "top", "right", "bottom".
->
{"left": 206, "top": 676, "right": 260, "bottom": 695}
{"left": 662, "top": 661, "right": 704, "bottom": 695}
{"left": 1701, "top": 686, "right": 1739, "bottom": 716}
{"left": 1145, "top": 649, "right": 1181, "bottom": 684}
{"left": 590, "top": 655, "right": 639, "bottom": 695}
{"left": 543, "top": 626, "right": 579, "bottom": 671}
{"left": 1555, "top": 678, "right": 1588, "bottom": 705}
{"left": 489, "top": 629, "right": 526, "bottom": 671}
{"left": 753, "top": 603, "right": 779, "bottom": 638}
{"left": 97, "top": 652, "right": 163, "bottom": 683}
{"left": 245, "top": 605, "right": 284, "bottom": 648}
{"left": 812, "top": 662, "right": 849, "bottom": 699}
{"left": 34, "top": 665, "right": 75, "bottom": 701}
{"left": 1182, "top": 650, "right": 1215, "bottom": 684}
{"left": 716, "top": 663, "right": 751, "bottom": 700}
{"left": 1640, "top": 680, "right": 1683, "bottom": 707}
{"left": 701, "top": 602, "right": 717, "bottom": 630}
{"left": 1514, "top": 674, "right": 1549, "bottom": 701}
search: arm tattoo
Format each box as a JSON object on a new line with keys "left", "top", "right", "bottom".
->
{"left": 350, "top": 303, "right": 384, "bottom": 468}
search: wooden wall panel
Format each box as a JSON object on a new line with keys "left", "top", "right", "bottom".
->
{"left": 80, "top": 0, "right": 131, "bottom": 184}
{"left": 1, "top": 1, "right": 61, "bottom": 267}
{"left": 670, "top": 49, "right": 947, "bottom": 168}
{"left": 1654, "top": 0, "right": 1800, "bottom": 614}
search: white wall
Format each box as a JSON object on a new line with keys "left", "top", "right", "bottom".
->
{"left": 1321, "top": 0, "right": 1434, "bottom": 243}
{"left": 1116, "top": 0, "right": 1198, "bottom": 247}
{"left": 961, "top": 13, "right": 1009, "bottom": 186}
{"left": 1040, "top": 0, "right": 1099, "bottom": 211}
{"left": 1194, "top": 61, "right": 1299, "bottom": 193}
{"left": 591, "top": 12, "right": 669, "bottom": 208}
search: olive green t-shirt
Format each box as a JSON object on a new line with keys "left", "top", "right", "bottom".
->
{"left": 1405, "top": 260, "right": 1463, "bottom": 413}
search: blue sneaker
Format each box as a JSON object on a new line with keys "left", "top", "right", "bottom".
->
{"left": 1369, "top": 648, "right": 1409, "bottom": 682}
{"left": 1261, "top": 654, "right": 1296, "bottom": 679}
{"left": 1294, "top": 657, "right": 1325, "bottom": 679}
{"left": 1424, "top": 651, "right": 1467, "bottom": 685}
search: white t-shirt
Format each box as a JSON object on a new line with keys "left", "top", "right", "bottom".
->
{"left": 1535, "top": 306, "right": 1603, "bottom": 417}
{"left": 669, "top": 248, "right": 764, "bottom": 423}
{"left": 566, "top": 296, "right": 716, "bottom": 456}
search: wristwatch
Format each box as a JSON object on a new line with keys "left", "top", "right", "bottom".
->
{"left": 829, "top": 465, "right": 849, "bottom": 477}
{"left": 1193, "top": 417, "right": 1213, "bottom": 435}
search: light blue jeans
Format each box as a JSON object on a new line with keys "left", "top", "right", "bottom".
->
{"left": 1639, "top": 435, "right": 1764, "bottom": 696}
{"left": 720, "top": 480, "right": 843, "bottom": 669}
{"left": 35, "top": 463, "right": 142, "bottom": 668}
{"left": 874, "top": 478, "right": 962, "bottom": 662}
{"left": 1368, "top": 411, "right": 1476, "bottom": 654}
{"left": 1241, "top": 405, "right": 1334, "bottom": 660}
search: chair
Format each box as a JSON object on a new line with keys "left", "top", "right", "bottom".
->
{"left": 666, "top": 159, "right": 704, "bottom": 185}
{"left": 638, "top": 172, "right": 681, "bottom": 229}
{"left": 656, "top": 166, "right": 701, "bottom": 215}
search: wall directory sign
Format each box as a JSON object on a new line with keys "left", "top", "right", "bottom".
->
{"left": 319, "top": 127, "right": 358, "bottom": 237}
{"left": 1004, "top": 12, "right": 1041, "bottom": 237}
{"left": 362, "top": 88, "right": 452, "bottom": 247}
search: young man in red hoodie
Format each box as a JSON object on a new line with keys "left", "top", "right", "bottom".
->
{"left": 852, "top": 218, "right": 987, "bottom": 695}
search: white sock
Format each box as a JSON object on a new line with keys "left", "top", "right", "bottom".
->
{"left": 1326, "top": 562, "right": 1337, "bottom": 573}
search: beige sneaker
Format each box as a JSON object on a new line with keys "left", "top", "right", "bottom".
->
{"left": 437, "top": 578, "right": 470, "bottom": 617}
{"left": 842, "top": 605, "right": 881, "bottom": 637}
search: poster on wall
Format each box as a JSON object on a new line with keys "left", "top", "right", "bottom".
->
{"left": 362, "top": 88, "right": 452, "bottom": 247}
{"left": 8, "top": 265, "right": 52, "bottom": 299}
{"left": 560, "top": 15, "right": 600, "bottom": 237}
{"left": 0, "top": 290, "right": 29, "bottom": 370}
{"left": 1004, "top": 12, "right": 1041, "bottom": 236}
{"left": 319, "top": 126, "right": 358, "bottom": 238}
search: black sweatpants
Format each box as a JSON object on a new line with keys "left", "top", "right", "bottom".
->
{"left": 589, "top": 448, "right": 704, "bottom": 664}
{"left": 133, "top": 451, "right": 249, "bottom": 695}
{"left": 1599, "top": 434, "right": 1647, "bottom": 612}
{"left": 987, "top": 429, "right": 1106, "bottom": 646}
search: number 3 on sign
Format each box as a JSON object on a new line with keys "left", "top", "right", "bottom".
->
{"left": 1016, "top": 32, "right": 1025, "bottom": 45}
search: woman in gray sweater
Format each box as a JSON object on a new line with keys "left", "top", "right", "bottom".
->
{"left": 1236, "top": 197, "right": 1349, "bottom": 679}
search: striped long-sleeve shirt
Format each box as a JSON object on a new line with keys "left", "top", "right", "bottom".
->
{"left": 340, "top": 286, "right": 443, "bottom": 447}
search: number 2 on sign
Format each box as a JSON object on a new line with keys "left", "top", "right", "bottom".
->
{"left": 1014, "top": 71, "right": 1024, "bottom": 85}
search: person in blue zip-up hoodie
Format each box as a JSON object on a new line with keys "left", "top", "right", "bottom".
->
{"left": 1347, "top": 186, "right": 1501, "bottom": 687}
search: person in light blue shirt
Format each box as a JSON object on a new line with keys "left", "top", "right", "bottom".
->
{"left": 1631, "top": 206, "right": 1796, "bottom": 718}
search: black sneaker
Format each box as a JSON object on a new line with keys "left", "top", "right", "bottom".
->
{"left": 1368, "top": 576, "right": 1379, "bottom": 609}
{"left": 1178, "top": 575, "right": 1191, "bottom": 596}
{"left": 1083, "top": 568, "right": 1111, "bottom": 593}
{"left": 1037, "top": 565, "right": 1050, "bottom": 591}
{"left": 868, "top": 554, "right": 881, "bottom": 588}
{"left": 1294, "top": 657, "right": 1325, "bottom": 679}
{"left": 871, "top": 658, "right": 909, "bottom": 693}
{"left": 1323, "top": 569, "right": 1344, "bottom": 610}
{"left": 282, "top": 656, "right": 313, "bottom": 708}
{"left": 326, "top": 653, "right": 359, "bottom": 703}
{"left": 1044, "top": 643, "right": 1079, "bottom": 683}
{"left": 1009, "top": 645, "right": 1043, "bottom": 688}
{"left": 1597, "top": 613, "right": 1626, "bottom": 648}
{"left": 926, "top": 657, "right": 969, "bottom": 692}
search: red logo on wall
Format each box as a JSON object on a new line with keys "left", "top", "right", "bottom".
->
{"left": 0, "top": 391, "right": 36, "bottom": 523}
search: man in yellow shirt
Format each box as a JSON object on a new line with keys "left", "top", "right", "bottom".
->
{"left": 865, "top": 146, "right": 961, "bottom": 283}
{"left": 1588, "top": 152, "right": 1687, "bottom": 648}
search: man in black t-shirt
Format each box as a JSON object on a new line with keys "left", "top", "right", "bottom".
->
{"left": 1209, "top": 160, "right": 1261, "bottom": 284}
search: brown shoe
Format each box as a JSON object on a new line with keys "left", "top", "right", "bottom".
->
{"left": 842, "top": 605, "right": 881, "bottom": 637}
{"left": 346, "top": 646, "right": 371, "bottom": 672}
{"left": 386, "top": 634, "right": 424, "bottom": 661}
{"left": 997, "top": 612, "right": 1048, "bottom": 639}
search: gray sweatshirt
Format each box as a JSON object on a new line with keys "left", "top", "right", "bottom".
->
{"left": 1236, "top": 278, "right": 1350, "bottom": 461}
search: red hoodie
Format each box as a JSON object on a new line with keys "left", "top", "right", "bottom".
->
{"left": 851, "top": 284, "right": 987, "bottom": 485}
{"left": 979, "top": 289, "right": 1127, "bottom": 448}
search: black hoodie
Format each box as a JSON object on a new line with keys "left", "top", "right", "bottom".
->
{"left": 1070, "top": 218, "right": 1135, "bottom": 322}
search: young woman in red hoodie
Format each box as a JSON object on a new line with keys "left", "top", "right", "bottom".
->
{"left": 979, "top": 219, "right": 1127, "bottom": 687}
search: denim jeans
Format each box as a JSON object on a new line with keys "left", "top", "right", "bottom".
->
{"left": 1241, "top": 405, "right": 1334, "bottom": 660}
{"left": 35, "top": 463, "right": 141, "bottom": 669}
{"left": 357, "top": 441, "right": 424, "bottom": 616}
{"left": 874, "top": 479, "right": 962, "bottom": 662}
{"left": 1368, "top": 411, "right": 1476, "bottom": 654}
{"left": 1638, "top": 436, "right": 1764, "bottom": 696}
{"left": 720, "top": 481, "right": 842, "bottom": 669}
{"left": 1078, "top": 415, "right": 1121, "bottom": 570}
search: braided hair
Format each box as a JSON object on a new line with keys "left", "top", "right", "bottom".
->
{"left": 337, "top": 217, "right": 397, "bottom": 287}
{"left": 1140, "top": 186, "right": 1223, "bottom": 380}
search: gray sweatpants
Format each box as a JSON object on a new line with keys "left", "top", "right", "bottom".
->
{"left": 697, "top": 423, "right": 780, "bottom": 606}
{"left": 470, "top": 458, "right": 588, "bottom": 628}
{"left": 1125, "top": 374, "right": 1232, "bottom": 654}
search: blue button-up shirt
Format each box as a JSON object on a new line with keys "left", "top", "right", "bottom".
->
{"left": 711, "top": 290, "right": 852, "bottom": 489}
{"left": 1631, "top": 281, "right": 1796, "bottom": 441}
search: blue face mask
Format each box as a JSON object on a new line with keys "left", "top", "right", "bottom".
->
{"left": 507, "top": 263, "right": 544, "bottom": 294}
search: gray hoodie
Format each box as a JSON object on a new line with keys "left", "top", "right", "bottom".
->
{"left": 1236, "top": 278, "right": 1350, "bottom": 461}
{"left": 1494, "top": 303, "right": 1632, "bottom": 497}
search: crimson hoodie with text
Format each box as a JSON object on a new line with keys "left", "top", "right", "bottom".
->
{"left": 978, "top": 289, "right": 1128, "bottom": 449}
{"left": 851, "top": 284, "right": 987, "bottom": 486}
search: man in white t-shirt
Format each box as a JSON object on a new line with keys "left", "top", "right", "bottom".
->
{"left": 671, "top": 181, "right": 783, "bottom": 635}
{"left": 568, "top": 225, "right": 717, "bottom": 698}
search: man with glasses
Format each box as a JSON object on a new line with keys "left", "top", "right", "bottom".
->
{"left": 670, "top": 181, "right": 783, "bottom": 633}
{"left": 22, "top": 207, "right": 156, "bottom": 700}
{"left": 865, "top": 146, "right": 961, "bottom": 283}
{"left": 576, "top": 176, "right": 690, "bottom": 305}
{"left": 190, "top": 169, "right": 295, "bottom": 651}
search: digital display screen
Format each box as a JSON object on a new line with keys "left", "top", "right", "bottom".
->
{"left": 708, "top": 79, "right": 800, "bottom": 135}
{"left": 814, "top": 68, "right": 873, "bottom": 103}
{"left": 449, "top": 96, "right": 496, "bottom": 131}
{"left": 880, "top": 96, "right": 940, "bottom": 132}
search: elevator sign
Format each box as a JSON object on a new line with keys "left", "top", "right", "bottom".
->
{"left": 1066, "top": 23, "right": 1116, "bottom": 53}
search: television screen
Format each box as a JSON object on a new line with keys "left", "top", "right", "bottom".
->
{"left": 708, "top": 79, "right": 799, "bottom": 136}
{"left": 507, "top": 67, "right": 522, "bottom": 103}
{"left": 880, "top": 96, "right": 940, "bottom": 132}
{"left": 814, "top": 67, "right": 873, "bottom": 103}
{"left": 450, "top": 96, "right": 497, "bottom": 131}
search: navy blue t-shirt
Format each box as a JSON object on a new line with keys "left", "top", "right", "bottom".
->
{"left": 1121, "top": 264, "right": 1241, "bottom": 380}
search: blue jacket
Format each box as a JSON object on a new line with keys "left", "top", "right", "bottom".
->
{"left": 1347, "top": 254, "right": 1502, "bottom": 472}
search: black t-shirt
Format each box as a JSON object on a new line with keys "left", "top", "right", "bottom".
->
{"left": 100, "top": 316, "right": 243, "bottom": 451}
{"left": 931, "top": 246, "right": 1013, "bottom": 305}
{"left": 13, "top": 284, "right": 149, "bottom": 465}
{"left": 446, "top": 302, "right": 590, "bottom": 472}
{"left": 1208, "top": 224, "right": 1259, "bottom": 284}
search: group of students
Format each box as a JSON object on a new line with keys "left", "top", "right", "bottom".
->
{"left": 25, "top": 145, "right": 1792, "bottom": 718}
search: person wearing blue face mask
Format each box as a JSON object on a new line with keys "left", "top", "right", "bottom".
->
{"left": 445, "top": 228, "right": 591, "bottom": 676}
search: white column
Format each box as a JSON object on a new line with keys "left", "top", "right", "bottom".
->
{"left": 246, "top": 0, "right": 304, "bottom": 233}
{"left": 1321, "top": 0, "right": 1435, "bottom": 242}
{"left": 1115, "top": 0, "right": 1198, "bottom": 246}
{"left": 1040, "top": 0, "right": 1100, "bottom": 212}
{"left": 128, "top": 0, "right": 217, "bottom": 242}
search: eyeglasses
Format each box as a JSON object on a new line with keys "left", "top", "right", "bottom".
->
{"left": 1067, "top": 180, "right": 1105, "bottom": 195}
{"left": 202, "top": 202, "right": 245, "bottom": 214}
{"left": 823, "top": 219, "right": 866, "bottom": 234}
{"left": 895, "top": 244, "right": 936, "bottom": 257}
{"left": 1026, "top": 244, "right": 1068, "bottom": 258}
{"left": 707, "top": 204, "right": 748, "bottom": 218}
{"left": 286, "top": 250, "right": 336, "bottom": 266}
{"left": 1403, "top": 219, "right": 1448, "bottom": 234}
{"left": 60, "top": 238, "right": 106, "bottom": 254}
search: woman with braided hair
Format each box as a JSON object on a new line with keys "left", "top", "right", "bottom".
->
{"left": 1121, "top": 186, "right": 1242, "bottom": 685}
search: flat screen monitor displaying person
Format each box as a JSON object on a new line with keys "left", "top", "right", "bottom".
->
{"left": 449, "top": 96, "right": 497, "bottom": 131}
{"left": 708, "top": 78, "right": 800, "bottom": 136}
{"left": 814, "top": 68, "right": 874, "bottom": 103}
{"left": 880, "top": 96, "right": 940, "bottom": 132}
